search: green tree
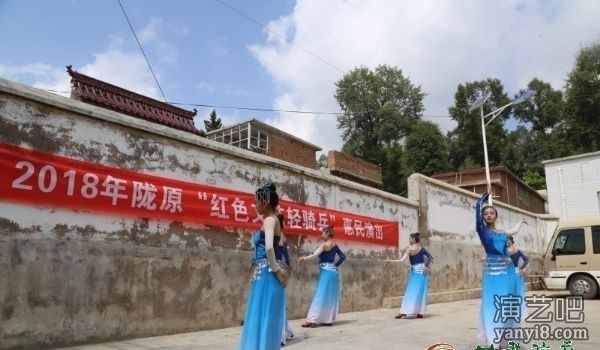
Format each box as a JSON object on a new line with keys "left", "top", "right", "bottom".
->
{"left": 522, "top": 170, "right": 546, "bottom": 190}
{"left": 507, "top": 78, "right": 564, "bottom": 183}
{"left": 405, "top": 120, "right": 449, "bottom": 176}
{"left": 562, "top": 42, "right": 600, "bottom": 154}
{"left": 447, "top": 79, "right": 511, "bottom": 170}
{"left": 381, "top": 145, "right": 406, "bottom": 196}
{"left": 513, "top": 78, "right": 563, "bottom": 134}
{"left": 335, "top": 65, "right": 425, "bottom": 194}
{"left": 501, "top": 126, "right": 547, "bottom": 179}
{"left": 204, "top": 109, "right": 223, "bottom": 132}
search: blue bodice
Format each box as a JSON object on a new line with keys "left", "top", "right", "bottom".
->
{"left": 510, "top": 250, "right": 530, "bottom": 269}
{"left": 275, "top": 242, "right": 290, "bottom": 266}
{"left": 252, "top": 230, "right": 280, "bottom": 261}
{"left": 409, "top": 247, "right": 433, "bottom": 267}
{"left": 319, "top": 244, "right": 346, "bottom": 267}
{"left": 476, "top": 193, "right": 509, "bottom": 256}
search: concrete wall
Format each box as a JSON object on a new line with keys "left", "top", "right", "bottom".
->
{"left": 544, "top": 152, "right": 600, "bottom": 219}
{"left": 0, "top": 78, "right": 419, "bottom": 350}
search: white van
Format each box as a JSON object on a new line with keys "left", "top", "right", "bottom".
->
{"left": 543, "top": 215, "right": 600, "bottom": 299}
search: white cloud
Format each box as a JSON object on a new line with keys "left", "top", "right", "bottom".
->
{"left": 1, "top": 46, "right": 160, "bottom": 99}
{"left": 139, "top": 17, "right": 188, "bottom": 64}
{"left": 0, "top": 16, "right": 191, "bottom": 100}
{"left": 196, "top": 81, "right": 216, "bottom": 93}
{"left": 250, "top": 0, "right": 600, "bottom": 154}
{"left": 0, "top": 63, "right": 71, "bottom": 97}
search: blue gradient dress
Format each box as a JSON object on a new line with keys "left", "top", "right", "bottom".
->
{"left": 476, "top": 193, "right": 519, "bottom": 347}
{"left": 306, "top": 245, "right": 346, "bottom": 324}
{"left": 239, "top": 231, "right": 285, "bottom": 350}
{"left": 399, "top": 247, "right": 433, "bottom": 315}
{"left": 275, "top": 242, "right": 294, "bottom": 344}
{"left": 510, "top": 250, "right": 530, "bottom": 319}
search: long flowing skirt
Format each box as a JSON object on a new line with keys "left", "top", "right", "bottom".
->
{"left": 306, "top": 263, "right": 340, "bottom": 324}
{"left": 478, "top": 255, "right": 519, "bottom": 347}
{"left": 515, "top": 268, "right": 528, "bottom": 320}
{"left": 239, "top": 259, "right": 285, "bottom": 350}
{"left": 280, "top": 309, "right": 294, "bottom": 345}
{"left": 399, "top": 263, "right": 429, "bottom": 315}
{"left": 278, "top": 260, "right": 294, "bottom": 345}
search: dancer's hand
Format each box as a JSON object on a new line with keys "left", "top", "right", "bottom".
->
{"left": 384, "top": 260, "right": 391, "bottom": 267}
{"left": 425, "top": 266, "right": 431, "bottom": 274}
{"left": 298, "top": 257, "right": 305, "bottom": 265}
{"left": 520, "top": 218, "right": 528, "bottom": 225}
{"left": 275, "top": 269, "right": 288, "bottom": 288}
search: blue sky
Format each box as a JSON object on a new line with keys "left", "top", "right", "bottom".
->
{"left": 0, "top": 0, "right": 293, "bottom": 120}
{"left": 2, "top": 0, "right": 600, "bottom": 155}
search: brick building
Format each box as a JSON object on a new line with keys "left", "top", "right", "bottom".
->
{"left": 206, "top": 118, "right": 321, "bottom": 169}
{"left": 431, "top": 166, "right": 547, "bottom": 213}
{"left": 67, "top": 66, "right": 204, "bottom": 136}
{"left": 327, "top": 150, "right": 383, "bottom": 189}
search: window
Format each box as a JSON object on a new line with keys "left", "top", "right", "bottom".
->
{"left": 592, "top": 225, "right": 600, "bottom": 255}
{"left": 517, "top": 185, "right": 529, "bottom": 205}
{"left": 553, "top": 228, "right": 586, "bottom": 255}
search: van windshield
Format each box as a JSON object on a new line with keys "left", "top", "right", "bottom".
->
{"left": 553, "top": 228, "right": 585, "bottom": 255}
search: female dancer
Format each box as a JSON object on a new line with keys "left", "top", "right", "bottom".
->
{"left": 239, "top": 183, "right": 287, "bottom": 350}
{"left": 507, "top": 235, "right": 530, "bottom": 320}
{"left": 391, "top": 232, "right": 433, "bottom": 319}
{"left": 275, "top": 213, "right": 294, "bottom": 345}
{"left": 298, "top": 225, "right": 346, "bottom": 327}
{"left": 476, "top": 191, "right": 520, "bottom": 349}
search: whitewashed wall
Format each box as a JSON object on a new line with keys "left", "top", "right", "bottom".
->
{"left": 544, "top": 152, "right": 600, "bottom": 220}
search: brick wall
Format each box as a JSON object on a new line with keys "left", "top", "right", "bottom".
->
{"left": 327, "top": 150, "right": 382, "bottom": 188}
{"left": 268, "top": 133, "right": 317, "bottom": 169}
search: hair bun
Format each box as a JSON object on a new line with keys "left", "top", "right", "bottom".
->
{"left": 258, "top": 182, "right": 276, "bottom": 192}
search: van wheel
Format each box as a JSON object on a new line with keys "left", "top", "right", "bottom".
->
{"left": 568, "top": 275, "right": 598, "bottom": 299}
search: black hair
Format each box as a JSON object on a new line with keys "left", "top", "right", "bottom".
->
{"left": 481, "top": 205, "right": 498, "bottom": 216}
{"left": 276, "top": 213, "right": 285, "bottom": 229}
{"left": 255, "top": 182, "right": 279, "bottom": 209}
{"left": 409, "top": 232, "right": 420, "bottom": 243}
{"left": 323, "top": 225, "right": 334, "bottom": 236}
{"left": 507, "top": 236, "right": 514, "bottom": 243}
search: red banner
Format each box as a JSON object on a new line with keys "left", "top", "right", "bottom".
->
{"left": 0, "top": 143, "right": 399, "bottom": 246}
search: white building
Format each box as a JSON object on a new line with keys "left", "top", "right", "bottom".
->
{"left": 543, "top": 151, "right": 600, "bottom": 219}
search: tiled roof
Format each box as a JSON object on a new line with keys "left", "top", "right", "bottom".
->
{"left": 67, "top": 65, "right": 204, "bottom": 136}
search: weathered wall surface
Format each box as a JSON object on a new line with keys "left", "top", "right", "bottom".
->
{"left": 0, "top": 78, "right": 419, "bottom": 349}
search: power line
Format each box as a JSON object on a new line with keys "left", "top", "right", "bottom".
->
{"left": 170, "top": 101, "right": 344, "bottom": 115}
{"left": 39, "top": 88, "right": 453, "bottom": 118}
{"left": 168, "top": 101, "right": 453, "bottom": 118}
{"left": 214, "top": 0, "right": 346, "bottom": 74}
{"left": 116, "top": 0, "right": 168, "bottom": 103}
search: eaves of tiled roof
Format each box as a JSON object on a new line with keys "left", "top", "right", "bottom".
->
{"left": 67, "top": 65, "right": 204, "bottom": 136}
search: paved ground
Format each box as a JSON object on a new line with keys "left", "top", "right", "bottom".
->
{"left": 59, "top": 291, "right": 598, "bottom": 350}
